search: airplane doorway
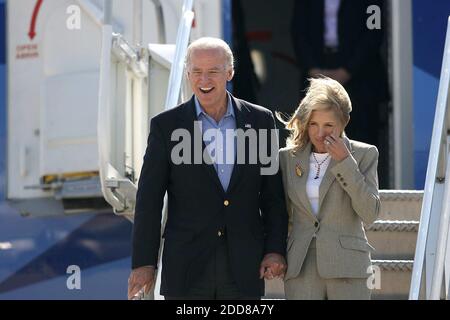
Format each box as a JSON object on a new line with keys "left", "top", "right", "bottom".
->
{"left": 231, "top": 0, "right": 392, "bottom": 188}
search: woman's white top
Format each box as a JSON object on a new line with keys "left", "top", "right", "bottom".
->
{"left": 306, "top": 152, "right": 331, "bottom": 215}
{"left": 324, "top": 0, "right": 341, "bottom": 48}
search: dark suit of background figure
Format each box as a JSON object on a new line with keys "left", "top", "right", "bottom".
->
{"left": 290, "top": 0, "right": 389, "bottom": 149}
{"left": 132, "top": 95, "right": 288, "bottom": 298}
{"left": 232, "top": 0, "right": 259, "bottom": 103}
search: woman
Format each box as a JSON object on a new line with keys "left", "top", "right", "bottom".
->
{"left": 277, "top": 77, "right": 380, "bottom": 299}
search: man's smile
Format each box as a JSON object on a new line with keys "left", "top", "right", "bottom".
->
{"left": 199, "top": 87, "right": 214, "bottom": 94}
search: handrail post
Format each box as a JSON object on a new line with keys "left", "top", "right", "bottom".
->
{"left": 164, "top": 0, "right": 194, "bottom": 109}
{"left": 430, "top": 137, "right": 450, "bottom": 299}
{"left": 103, "top": 0, "right": 113, "bottom": 25}
{"left": 410, "top": 16, "right": 450, "bottom": 300}
{"left": 149, "top": 0, "right": 195, "bottom": 300}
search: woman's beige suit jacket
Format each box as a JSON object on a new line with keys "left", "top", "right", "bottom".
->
{"left": 279, "top": 138, "right": 380, "bottom": 281}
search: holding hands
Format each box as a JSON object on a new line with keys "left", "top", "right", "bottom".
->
{"left": 127, "top": 266, "right": 156, "bottom": 300}
{"left": 259, "top": 253, "right": 287, "bottom": 280}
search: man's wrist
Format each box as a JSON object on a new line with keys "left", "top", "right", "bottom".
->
{"left": 135, "top": 265, "right": 156, "bottom": 271}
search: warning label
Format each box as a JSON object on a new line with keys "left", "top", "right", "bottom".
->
{"left": 16, "top": 44, "right": 39, "bottom": 59}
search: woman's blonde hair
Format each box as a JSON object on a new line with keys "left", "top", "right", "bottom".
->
{"left": 277, "top": 76, "right": 352, "bottom": 152}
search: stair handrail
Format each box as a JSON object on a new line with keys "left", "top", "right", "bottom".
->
{"left": 164, "top": 0, "right": 194, "bottom": 110}
{"left": 143, "top": 0, "right": 195, "bottom": 300}
{"left": 409, "top": 16, "right": 450, "bottom": 300}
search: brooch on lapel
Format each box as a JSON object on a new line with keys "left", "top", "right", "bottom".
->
{"left": 295, "top": 163, "right": 303, "bottom": 177}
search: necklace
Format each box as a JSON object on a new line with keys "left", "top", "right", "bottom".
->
{"left": 312, "top": 153, "right": 330, "bottom": 179}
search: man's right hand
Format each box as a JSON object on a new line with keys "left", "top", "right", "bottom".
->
{"left": 127, "top": 266, "right": 156, "bottom": 300}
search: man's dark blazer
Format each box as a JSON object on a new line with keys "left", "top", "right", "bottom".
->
{"left": 132, "top": 94, "right": 288, "bottom": 297}
{"left": 291, "top": 0, "right": 389, "bottom": 103}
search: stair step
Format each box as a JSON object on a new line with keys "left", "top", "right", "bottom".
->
{"left": 379, "top": 190, "right": 423, "bottom": 220}
{"left": 366, "top": 220, "right": 419, "bottom": 260}
{"left": 263, "top": 260, "right": 419, "bottom": 300}
{"left": 370, "top": 259, "right": 421, "bottom": 300}
{"left": 367, "top": 220, "right": 420, "bottom": 232}
{"left": 372, "top": 259, "right": 414, "bottom": 271}
{"left": 264, "top": 190, "right": 425, "bottom": 300}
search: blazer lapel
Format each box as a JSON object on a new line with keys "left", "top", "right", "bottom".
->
{"left": 318, "top": 137, "right": 354, "bottom": 213}
{"left": 226, "top": 95, "right": 251, "bottom": 194}
{"left": 177, "top": 96, "right": 224, "bottom": 194}
{"left": 318, "top": 158, "right": 337, "bottom": 212}
{"left": 287, "top": 143, "right": 316, "bottom": 219}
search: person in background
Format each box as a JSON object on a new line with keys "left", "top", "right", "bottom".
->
{"left": 232, "top": 0, "right": 259, "bottom": 104}
{"left": 290, "top": 0, "right": 389, "bottom": 151}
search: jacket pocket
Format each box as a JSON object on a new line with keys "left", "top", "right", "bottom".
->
{"left": 339, "top": 235, "right": 375, "bottom": 253}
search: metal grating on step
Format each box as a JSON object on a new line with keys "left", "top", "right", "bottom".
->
{"left": 379, "top": 190, "right": 423, "bottom": 201}
{"left": 372, "top": 260, "right": 414, "bottom": 271}
{"left": 366, "top": 220, "right": 419, "bottom": 232}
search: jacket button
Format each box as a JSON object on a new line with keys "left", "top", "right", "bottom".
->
{"left": 343, "top": 183, "right": 348, "bottom": 187}
{"left": 337, "top": 173, "right": 341, "bottom": 177}
{"left": 224, "top": 200, "right": 230, "bottom": 206}
{"left": 314, "top": 222, "right": 319, "bottom": 228}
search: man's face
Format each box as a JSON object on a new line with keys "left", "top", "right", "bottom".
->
{"left": 187, "top": 48, "right": 234, "bottom": 110}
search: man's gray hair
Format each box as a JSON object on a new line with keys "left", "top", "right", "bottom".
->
{"left": 185, "top": 37, "right": 234, "bottom": 70}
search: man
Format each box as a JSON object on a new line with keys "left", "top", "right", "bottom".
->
{"left": 128, "top": 37, "right": 288, "bottom": 300}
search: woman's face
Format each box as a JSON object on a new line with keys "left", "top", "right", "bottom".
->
{"left": 307, "top": 108, "right": 344, "bottom": 153}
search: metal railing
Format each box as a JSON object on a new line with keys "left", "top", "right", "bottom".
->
{"left": 151, "top": 0, "right": 195, "bottom": 300}
{"left": 409, "top": 16, "right": 450, "bottom": 300}
{"left": 164, "top": 0, "right": 194, "bottom": 110}
{"left": 97, "top": 0, "right": 195, "bottom": 222}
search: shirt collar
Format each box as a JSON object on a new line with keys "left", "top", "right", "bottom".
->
{"left": 195, "top": 92, "right": 234, "bottom": 119}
